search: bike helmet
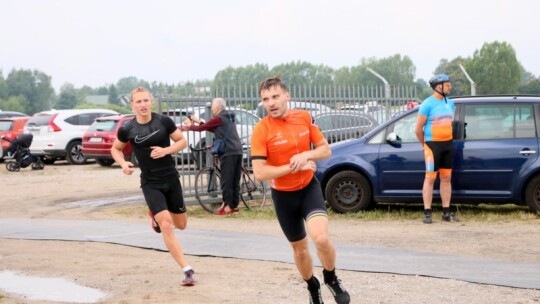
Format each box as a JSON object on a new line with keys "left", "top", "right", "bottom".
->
{"left": 429, "top": 74, "right": 450, "bottom": 88}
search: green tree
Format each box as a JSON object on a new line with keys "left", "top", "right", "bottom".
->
{"left": 213, "top": 63, "right": 270, "bottom": 86}
{"left": 518, "top": 78, "right": 540, "bottom": 94}
{"left": 467, "top": 41, "right": 521, "bottom": 94}
{"left": 108, "top": 84, "right": 120, "bottom": 105}
{"left": 6, "top": 69, "right": 54, "bottom": 114}
{"left": 0, "top": 95, "right": 27, "bottom": 113}
{"left": 56, "top": 90, "right": 78, "bottom": 109}
{"left": 434, "top": 57, "right": 473, "bottom": 96}
{"left": 0, "top": 71, "right": 7, "bottom": 99}
{"left": 269, "top": 61, "right": 334, "bottom": 87}
{"left": 335, "top": 54, "right": 416, "bottom": 86}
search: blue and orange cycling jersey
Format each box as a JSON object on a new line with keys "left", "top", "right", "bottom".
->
{"left": 418, "top": 96, "right": 455, "bottom": 141}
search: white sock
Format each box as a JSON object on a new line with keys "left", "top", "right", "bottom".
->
{"left": 182, "top": 266, "right": 193, "bottom": 273}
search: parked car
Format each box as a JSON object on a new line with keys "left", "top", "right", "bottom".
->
{"left": 82, "top": 114, "right": 136, "bottom": 167}
{"left": 315, "top": 95, "right": 540, "bottom": 213}
{"left": 24, "top": 109, "right": 119, "bottom": 165}
{"left": 313, "top": 111, "right": 378, "bottom": 144}
{"left": 255, "top": 100, "right": 332, "bottom": 118}
{"left": 0, "top": 110, "right": 28, "bottom": 119}
{"left": 164, "top": 106, "right": 260, "bottom": 160}
{"left": 0, "top": 117, "right": 30, "bottom": 162}
{"left": 339, "top": 102, "right": 388, "bottom": 123}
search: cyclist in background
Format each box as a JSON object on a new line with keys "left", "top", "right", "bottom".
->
{"left": 415, "top": 74, "right": 459, "bottom": 224}
{"left": 251, "top": 76, "right": 350, "bottom": 304}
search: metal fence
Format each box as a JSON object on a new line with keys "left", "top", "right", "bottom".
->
{"left": 156, "top": 83, "right": 419, "bottom": 202}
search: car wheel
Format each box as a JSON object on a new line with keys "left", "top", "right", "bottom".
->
{"left": 96, "top": 159, "right": 115, "bottom": 167}
{"left": 66, "top": 140, "right": 86, "bottom": 165}
{"left": 525, "top": 175, "right": 540, "bottom": 213}
{"left": 42, "top": 157, "right": 56, "bottom": 165}
{"left": 324, "top": 170, "right": 373, "bottom": 213}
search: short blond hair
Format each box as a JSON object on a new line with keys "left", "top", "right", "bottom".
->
{"left": 130, "top": 87, "right": 152, "bottom": 103}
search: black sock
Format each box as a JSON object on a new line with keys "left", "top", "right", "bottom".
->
{"left": 305, "top": 275, "right": 320, "bottom": 290}
{"left": 424, "top": 208, "right": 432, "bottom": 215}
{"left": 323, "top": 268, "right": 336, "bottom": 284}
{"left": 442, "top": 207, "right": 450, "bottom": 214}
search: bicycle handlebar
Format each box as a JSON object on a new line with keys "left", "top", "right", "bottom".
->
{"left": 189, "top": 144, "right": 210, "bottom": 153}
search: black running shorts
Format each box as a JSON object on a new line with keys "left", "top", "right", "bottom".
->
{"left": 271, "top": 177, "right": 328, "bottom": 242}
{"left": 141, "top": 177, "right": 186, "bottom": 215}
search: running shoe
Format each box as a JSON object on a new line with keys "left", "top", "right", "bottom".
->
{"left": 325, "top": 278, "right": 350, "bottom": 304}
{"left": 182, "top": 269, "right": 196, "bottom": 286}
{"left": 148, "top": 210, "right": 161, "bottom": 233}
{"left": 422, "top": 213, "right": 433, "bottom": 224}
{"left": 215, "top": 207, "right": 239, "bottom": 215}
{"left": 308, "top": 278, "right": 324, "bottom": 304}
{"left": 442, "top": 212, "right": 459, "bottom": 222}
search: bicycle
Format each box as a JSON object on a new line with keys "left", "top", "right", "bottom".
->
{"left": 189, "top": 144, "right": 267, "bottom": 214}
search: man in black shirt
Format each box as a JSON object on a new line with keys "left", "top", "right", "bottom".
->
{"left": 111, "top": 87, "right": 196, "bottom": 286}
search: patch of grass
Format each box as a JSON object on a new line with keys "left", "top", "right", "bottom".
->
{"left": 187, "top": 202, "right": 539, "bottom": 222}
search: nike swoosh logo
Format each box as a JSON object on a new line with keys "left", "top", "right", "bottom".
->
{"left": 134, "top": 130, "right": 160, "bottom": 144}
{"left": 179, "top": 206, "right": 186, "bottom": 212}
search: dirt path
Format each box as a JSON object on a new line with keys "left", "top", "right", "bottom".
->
{"left": 0, "top": 162, "right": 539, "bottom": 303}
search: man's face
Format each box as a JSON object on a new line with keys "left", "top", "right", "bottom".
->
{"left": 131, "top": 91, "right": 152, "bottom": 117}
{"left": 439, "top": 82, "right": 452, "bottom": 94}
{"left": 260, "top": 85, "right": 290, "bottom": 118}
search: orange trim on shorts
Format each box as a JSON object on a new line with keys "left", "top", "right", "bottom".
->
{"left": 439, "top": 168, "right": 452, "bottom": 177}
{"left": 425, "top": 171, "right": 438, "bottom": 179}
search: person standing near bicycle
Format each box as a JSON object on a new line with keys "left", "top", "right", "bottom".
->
{"left": 181, "top": 98, "right": 243, "bottom": 215}
{"left": 111, "top": 87, "right": 196, "bottom": 286}
{"left": 251, "top": 76, "right": 350, "bottom": 304}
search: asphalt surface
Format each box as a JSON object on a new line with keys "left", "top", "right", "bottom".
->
{"left": 1, "top": 218, "right": 538, "bottom": 290}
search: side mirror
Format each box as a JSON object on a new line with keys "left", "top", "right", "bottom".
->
{"left": 386, "top": 132, "right": 402, "bottom": 145}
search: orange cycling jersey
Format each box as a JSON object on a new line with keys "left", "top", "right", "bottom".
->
{"left": 251, "top": 109, "right": 324, "bottom": 191}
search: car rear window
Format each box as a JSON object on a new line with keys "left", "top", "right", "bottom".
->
{"left": 0, "top": 120, "right": 14, "bottom": 131}
{"left": 87, "top": 120, "right": 119, "bottom": 132}
{"left": 26, "top": 114, "right": 54, "bottom": 127}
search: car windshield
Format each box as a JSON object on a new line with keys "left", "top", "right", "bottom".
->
{"left": 87, "top": 120, "right": 118, "bottom": 131}
{"left": 0, "top": 120, "right": 14, "bottom": 131}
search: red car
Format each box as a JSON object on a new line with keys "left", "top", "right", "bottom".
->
{"left": 0, "top": 117, "right": 31, "bottom": 162}
{"left": 82, "top": 114, "right": 137, "bottom": 167}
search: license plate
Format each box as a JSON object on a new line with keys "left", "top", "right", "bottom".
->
{"left": 89, "top": 137, "right": 102, "bottom": 143}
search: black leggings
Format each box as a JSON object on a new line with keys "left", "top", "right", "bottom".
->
{"left": 271, "top": 177, "right": 328, "bottom": 242}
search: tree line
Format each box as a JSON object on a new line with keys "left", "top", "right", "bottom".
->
{"left": 1, "top": 41, "right": 538, "bottom": 115}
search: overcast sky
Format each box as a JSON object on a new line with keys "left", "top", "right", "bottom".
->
{"left": 2, "top": 0, "right": 539, "bottom": 92}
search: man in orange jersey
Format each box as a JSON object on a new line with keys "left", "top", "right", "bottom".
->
{"left": 251, "top": 76, "right": 350, "bottom": 304}
{"left": 415, "top": 74, "right": 459, "bottom": 224}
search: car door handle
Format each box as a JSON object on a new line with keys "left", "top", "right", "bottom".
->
{"left": 519, "top": 149, "right": 536, "bottom": 155}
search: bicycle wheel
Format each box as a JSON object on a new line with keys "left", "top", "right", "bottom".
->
{"left": 195, "top": 167, "right": 223, "bottom": 214}
{"left": 239, "top": 168, "right": 267, "bottom": 209}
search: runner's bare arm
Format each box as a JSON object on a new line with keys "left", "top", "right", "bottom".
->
{"left": 289, "top": 138, "right": 330, "bottom": 173}
{"left": 252, "top": 159, "right": 294, "bottom": 182}
{"left": 111, "top": 139, "right": 134, "bottom": 175}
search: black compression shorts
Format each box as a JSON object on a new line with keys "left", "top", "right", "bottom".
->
{"left": 271, "top": 177, "right": 328, "bottom": 242}
{"left": 141, "top": 177, "right": 186, "bottom": 215}
{"left": 424, "top": 140, "right": 455, "bottom": 172}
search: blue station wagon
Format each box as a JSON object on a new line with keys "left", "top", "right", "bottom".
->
{"left": 315, "top": 95, "right": 540, "bottom": 213}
